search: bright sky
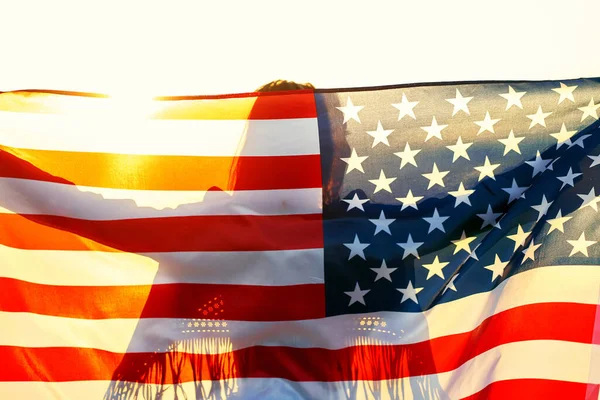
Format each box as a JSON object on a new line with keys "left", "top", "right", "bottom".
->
{"left": 0, "top": 0, "right": 598, "bottom": 97}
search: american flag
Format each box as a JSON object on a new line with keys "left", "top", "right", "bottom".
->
{"left": 0, "top": 78, "right": 599, "bottom": 399}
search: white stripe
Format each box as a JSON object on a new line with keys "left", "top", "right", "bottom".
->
{"left": 0, "top": 178, "right": 322, "bottom": 216}
{"left": 1, "top": 341, "right": 595, "bottom": 400}
{"left": 0, "top": 245, "right": 324, "bottom": 286}
{"left": 0, "top": 111, "right": 320, "bottom": 156}
{"left": 1, "top": 265, "right": 597, "bottom": 353}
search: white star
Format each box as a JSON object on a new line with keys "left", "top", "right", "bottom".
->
{"left": 448, "top": 182, "right": 475, "bottom": 207}
{"left": 397, "top": 234, "right": 424, "bottom": 259}
{"left": 340, "top": 148, "right": 368, "bottom": 174}
{"left": 421, "top": 116, "right": 448, "bottom": 141}
{"left": 443, "top": 274, "right": 459, "bottom": 294}
{"left": 366, "top": 121, "right": 394, "bottom": 147}
{"left": 507, "top": 224, "right": 531, "bottom": 252}
{"left": 396, "top": 189, "right": 424, "bottom": 211}
{"left": 567, "top": 232, "right": 597, "bottom": 257}
{"left": 343, "top": 235, "right": 370, "bottom": 260}
{"left": 423, "top": 208, "right": 449, "bottom": 233}
{"left": 452, "top": 231, "right": 477, "bottom": 254}
{"left": 569, "top": 134, "right": 591, "bottom": 149}
{"left": 501, "top": 178, "right": 528, "bottom": 204}
{"left": 474, "top": 111, "right": 501, "bottom": 135}
{"left": 557, "top": 167, "right": 582, "bottom": 190}
{"left": 521, "top": 240, "right": 542, "bottom": 264}
{"left": 578, "top": 98, "right": 600, "bottom": 121}
{"left": 547, "top": 210, "right": 572, "bottom": 234}
{"left": 588, "top": 154, "right": 600, "bottom": 168}
{"left": 552, "top": 82, "right": 577, "bottom": 104}
{"left": 499, "top": 86, "right": 526, "bottom": 110}
{"left": 397, "top": 281, "right": 423, "bottom": 304}
{"left": 485, "top": 254, "right": 509, "bottom": 282}
{"left": 422, "top": 163, "right": 449, "bottom": 189}
{"left": 531, "top": 195, "right": 553, "bottom": 221}
{"left": 394, "top": 142, "right": 421, "bottom": 169}
{"left": 550, "top": 123, "right": 577, "bottom": 149}
{"left": 526, "top": 106, "right": 552, "bottom": 129}
{"left": 525, "top": 151, "right": 552, "bottom": 177}
{"left": 577, "top": 187, "right": 600, "bottom": 212}
{"left": 446, "top": 89, "right": 473, "bottom": 116}
{"left": 369, "top": 170, "right": 396, "bottom": 194}
{"left": 477, "top": 205, "right": 502, "bottom": 229}
{"left": 474, "top": 156, "right": 500, "bottom": 181}
{"left": 342, "top": 193, "right": 369, "bottom": 211}
{"left": 498, "top": 130, "right": 524, "bottom": 155}
{"left": 369, "top": 210, "right": 395, "bottom": 235}
{"left": 371, "top": 260, "right": 397, "bottom": 282}
{"left": 392, "top": 93, "right": 419, "bottom": 120}
{"left": 446, "top": 136, "right": 472, "bottom": 162}
{"left": 345, "top": 282, "right": 370, "bottom": 306}
{"left": 421, "top": 256, "right": 449, "bottom": 280}
{"left": 336, "top": 96, "right": 364, "bottom": 123}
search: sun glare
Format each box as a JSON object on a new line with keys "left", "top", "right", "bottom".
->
{"left": 106, "top": 86, "right": 162, "bottom": 120}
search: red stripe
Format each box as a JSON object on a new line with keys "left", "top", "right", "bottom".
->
{"left": 0, "top": 302, "right": 594, "bottom": 382}
{"left": 460, "top": 379, "right": 591, "bottom": 400}
{"left": 0, "top": 213, "right": 323, "bottom": 252}
{"left": 0, "top": 147, "right": 322, "bottom": 191}
{"left": 0, "top": 278, "right": 325, "bottom": 320}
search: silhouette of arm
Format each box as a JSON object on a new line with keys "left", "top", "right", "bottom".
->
{"left": 1, "top": 148, "right": 231, "bottom": 249}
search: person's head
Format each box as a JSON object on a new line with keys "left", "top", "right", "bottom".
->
{"left": 226, "top": 80, "right": 316, "bottom": 191}
{"left": 228, "top": 79, "right": 349, "bottom": 205}
{"left": 259, "top": 80, "right": 350, "bottom": 205}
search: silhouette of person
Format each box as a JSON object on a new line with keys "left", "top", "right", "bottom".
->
{"left": 0, "top": 80, "right": 449, "bottom": 399}
{"left": 0, "top": 80, "right": 328, "bottom": 400}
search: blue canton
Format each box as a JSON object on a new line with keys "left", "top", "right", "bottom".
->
{"left": 316, "top": 78, "right": 600, "bottom": 316}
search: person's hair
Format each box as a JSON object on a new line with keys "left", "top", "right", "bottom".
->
{"left": 255, "top": 79, "right": 315, "bottom": 92}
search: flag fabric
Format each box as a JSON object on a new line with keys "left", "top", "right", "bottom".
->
{"left": 0, "top": 78, "right": 599, "bottom": 399}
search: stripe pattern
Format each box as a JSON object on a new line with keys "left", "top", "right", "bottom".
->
{"left": 0, "top": 91, "right": 329, "bottom": 398}
{"left": 1, "top": 84, "right": 600, "bottom": 400}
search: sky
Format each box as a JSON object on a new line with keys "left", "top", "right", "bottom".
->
{"left": 0, "top": 0, "right": 598, "bottom": 97}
